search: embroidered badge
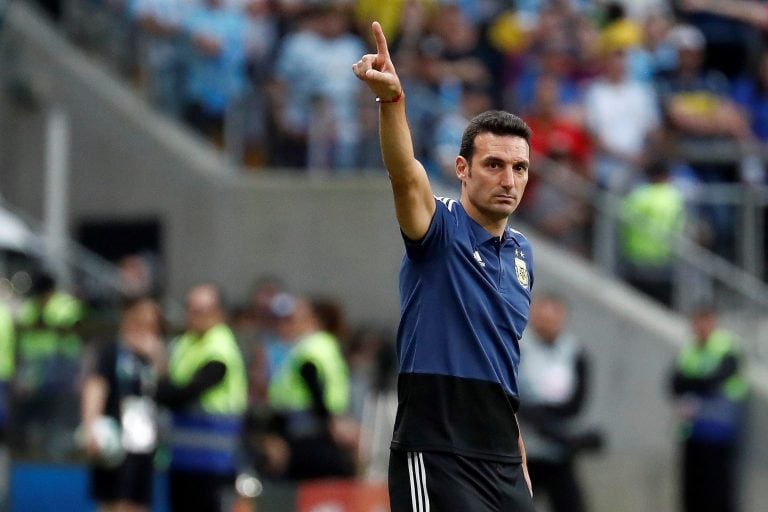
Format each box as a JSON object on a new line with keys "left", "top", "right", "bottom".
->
{"left": 515, "top": 257, "right": 529, "bottom": 288}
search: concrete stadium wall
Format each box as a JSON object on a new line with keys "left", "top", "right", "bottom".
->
{"left": 1, "top": 4, "right": 767, "bottom": 511}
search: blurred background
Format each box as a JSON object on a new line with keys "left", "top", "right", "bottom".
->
{"left": 0, "top": 0, "right": 767, "bottom": 510}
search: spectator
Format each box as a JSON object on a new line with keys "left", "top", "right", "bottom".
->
{"left": 264, "top": 296, "right": 357, "bottom": 480}
{"left": 428, "top": 3, "right": 497, "bottom": 97}
{"left": 520, "top": 75, "right": 593, "bottom": 254}
{"left": 584, "top": 36, "right": 661, "bottom": 193}
{"left": 655, "top": 23, "right": 751, "bottom": 259}
{"left": 656, "top": 23, "right": 752, "bottom": 161}
{"left": 523, "top": 74, "right": 592, "bottom": 180}
{"left": 619, "top": 160, "right": 686, "bottom": 306}
{"left": 625, "top": 7, "right": 678, "bottom": 83}
{"left": 156, "top": 284, "right": 248, "bottom": 512}
{"left": 181, "top": 0, "right": 249, "bottom": 146}
{"left": 518, "top": 291, "right": 603, "bottom": 512}
{"left": 241, "top": 0, "right": 279, "bottom": 167}
{"left": 676, "top": 0, "right": 760, "bottom": 79}
{"left": 513, "top": 40, "right": 583, "bottom": 122}
{"left": 11, "top": 271, "right": 84, "bottom": 459}
{"left": 730, "top": 49, "right": 768, "bottom": 184}
{"left": 599, "top": 2, "right": 643, "bottom": 59}
{"left": 131, "top": 0, "right": 191, "bottom": 117}
{"left": 669, "top": 302, "right": 749, "bottom": 512}
{"left": 732, "top": 49, "right": 768, "bottom": 144}
{"left": 681, "top": 0, "right": 768, "bottom": 31}
{"left": 270, "top": 4, "right": 365, "bottom": 170}
{"left": 80, "top": 297, "right": 165, "bottom": 512}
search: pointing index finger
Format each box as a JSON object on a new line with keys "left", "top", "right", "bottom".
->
{"left": 372, "top": 21, "right": 389, "bottom": 59}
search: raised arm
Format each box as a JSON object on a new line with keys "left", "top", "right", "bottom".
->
{"left": 352, "top": 21, "right": 435, "bottom": 240}
{"left": 681, "top": 0, "right": 768, "bottom": 30}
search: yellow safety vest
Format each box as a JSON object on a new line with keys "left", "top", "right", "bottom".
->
{"left": 0, "top": 304, "right": 14, "bottom": 381}
{"left": 677, "top": 329, "right": 748, "bottom": 442}
{"left": 167, "top": 323, "right": 247, "bottom": 474}
{"left": 268, "top": 330, "right": 349, "bottom": 415}
{"left": 621, "top": 183, "right": 685, "bottom": 265}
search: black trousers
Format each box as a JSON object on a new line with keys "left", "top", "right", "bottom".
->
{"left": 527, "top": 458, "right": 586, "bottom": 512}
{"left": 168, "top": 469, "right": 234, "bottom": 512}
{"left": 682, "top": 441, "right": 737, "bottom": 512}
{"left": 90, "top": 453, "right": 154, "bottom": 506}
{"left": 389, "top": 450, "right": 535, "bottom": 512}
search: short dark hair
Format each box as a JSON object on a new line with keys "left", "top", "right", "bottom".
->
{"left": 459, "top": 110, "right": 532, "bottom": 163}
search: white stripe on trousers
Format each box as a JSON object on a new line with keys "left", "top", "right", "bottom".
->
{"left": 407, "top": 452, "right": 430, "bottom": 512}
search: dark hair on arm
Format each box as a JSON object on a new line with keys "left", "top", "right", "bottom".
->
{"left": 459, "top": 110, "right": 532, "bottom": 162}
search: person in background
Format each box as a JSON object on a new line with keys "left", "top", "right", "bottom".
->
{"left": 584, "top": 35, "right": 660, "bottom": 193}
{"left": 264, "top": 296, "right": 357, "bottom": 480}
{"left": 12, "top": 271, "right": 84, "bottom": 459}
{"left": 0, "top": 296, "right": 13, "bottom": 436}
{"left": 669, "top": 303, "right": 749, "bottom": 512}
{"left": 681, "top": 0, "right": 768, "bottom": 30}
{"left": 730, "top": 47, "right": 768, "bottom": 145}
{"left": 81, "top": 297, "right": 165, "bottom": 512}
{"left": 676, "top": 0, "right": 758, "bottom": 80}
{"left": 0, "top": 296, "right": 14, "bottom": 511}
{"left": 520, "top": 74, "right": 593, "bottom": 255}
{"left": 654, "top": 23, "right": 751, "bottom": 260}
{"left": 241, "top": 0, "right": 279, "bottom": 167}
{"left": 619, "top": 159, "right": 686, "bottom": 306}
{"left": 156, "top": 284, "right": 248, "bottom": 512}
{"left": 130, "top": 0, "right": 190, "bottom": 117}
{"left": 181, "top": 0, "right": 249, "bottom": 145}
{"left": 270, "top": 4, "right": 365, "bottom": 170}
{"left": 518, "top": 292, "right": 602, "bottom": 512}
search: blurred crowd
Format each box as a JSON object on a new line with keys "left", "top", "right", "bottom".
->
{"left": 0, "top": 263, "right": 398, "bottom": 509}
{"left": 22, "top": 0, "right": 768, "bottom": 305}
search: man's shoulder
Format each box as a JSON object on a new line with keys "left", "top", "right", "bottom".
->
{"left": 508, "top": 226, "right": 532, "bottom": 250}
{"left": 435, "top": 195, "right": 459, "bottom": 213}
{"left": 432, "top": 196, "right": 464, "bottom": 231}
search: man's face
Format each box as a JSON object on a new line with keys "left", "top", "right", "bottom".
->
{"left": 122, "top": 301, "right": 161, "bottom": 350}
{"left": 186, "top": 288, "right": 221, "bottom": 335}
{"left": 691, "top": 311, "right": 716, "bottom": 345}
{"left": 530, "top": 298, "right": 567, "bottom": 343}
{"left": 457, "top": 132, "right": 530, "bottom": 223}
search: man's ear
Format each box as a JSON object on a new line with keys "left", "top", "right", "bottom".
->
{"left": 456, "top": 156, "right": 469, "bottom": 180}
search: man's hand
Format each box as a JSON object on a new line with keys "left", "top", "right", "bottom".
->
{"left": 352, "top": 21, "right": 402, "bottom": 102}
